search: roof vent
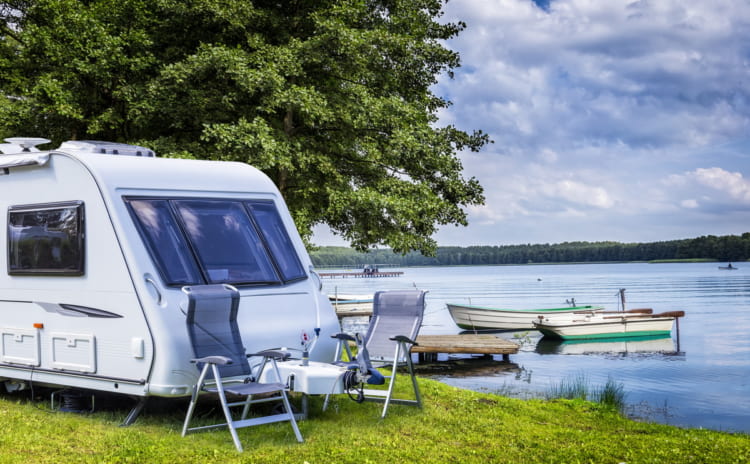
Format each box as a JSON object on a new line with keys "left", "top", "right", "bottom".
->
{"left": 57, "top": 140, "right": 156, "bottom": 157}
{"left": 1, "top": 137, "right": 51, "bottom": 154}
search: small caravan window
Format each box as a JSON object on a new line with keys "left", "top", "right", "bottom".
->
{"left": 7, "top": 202, "right": 85, "bottom": 275}
{"left": 125, "top": 197, "right": 306, "bottom": 287}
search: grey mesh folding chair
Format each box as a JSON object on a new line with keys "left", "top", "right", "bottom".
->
{"left": 180, "top": 284, "right": 303, "bottom": 452}
{"left": 325, "top": 289, "right": 426, "bottom": 418}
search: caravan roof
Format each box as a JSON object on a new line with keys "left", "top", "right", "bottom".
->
{"left": 0, "top": 137, "right": 278, "bottom": 196}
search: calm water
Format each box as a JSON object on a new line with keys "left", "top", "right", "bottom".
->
{"left": 320, "top": 262, "right": 750, "bottom": 434}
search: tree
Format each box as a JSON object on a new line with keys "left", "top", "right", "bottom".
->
{"left": 0, "top": 0, "right": 488, "bottom": 255}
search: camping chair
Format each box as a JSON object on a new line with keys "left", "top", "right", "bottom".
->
{"left": 180, "top": 284, "right": 303, "bottom": 452}
{"left": 324, "top": 289, "right": 426, "bottom": 418}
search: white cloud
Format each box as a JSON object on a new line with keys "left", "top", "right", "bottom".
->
{"left": 681, "top": 199, "right": 699, "bottom": 209}
{"left": 429, "top": 0, "right": 750, "bottom": 244}
{"left": 548, "top": 180, "right": 614, "bottom": 208}
{"left": 314, "top": 0, "right": 750, "bottom": 247}
{"left": 441, "top": 0, "right": 750, "bottom": 151}
{"left": 694, "top": 167, "right": 750, "bottom": 202}
{"left": 671, "top": 167, "right": 750, "bottom": 204}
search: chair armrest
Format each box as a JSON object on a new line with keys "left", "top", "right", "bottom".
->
{"left": 330, "top": 333, "right": 356, "bottom": 342}
{"left": 390, "top": 335, "right": 418, "bottom": 346}
{"left": 191, "top": 355, "right": 233, "bottom": 365}
{"left": 249, "top": 349, "right": 291, "bottom": 361}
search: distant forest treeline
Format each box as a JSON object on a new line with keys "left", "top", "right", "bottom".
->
{"left": 310, "top": 233, "right": 750, "bottom": 267}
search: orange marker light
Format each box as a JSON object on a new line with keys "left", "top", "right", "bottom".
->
{"left": 33, "top": 323, "right": 44, "bottom": 329}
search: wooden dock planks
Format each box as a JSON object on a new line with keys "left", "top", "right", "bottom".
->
{"left": 334, "top": 307, "right": 372, "bottom": 318}
{"left": 413, "top": 334, "right": 519, "bottom": 362}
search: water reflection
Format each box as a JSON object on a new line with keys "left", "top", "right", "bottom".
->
{"left": 535, "top": 335, "right": 683, "bottom": 357}
{"left": 415, "top": 356, "right": 521, "bottom": 378}
{"left": 418, "top": 356, "right": 538, "bottom": 397}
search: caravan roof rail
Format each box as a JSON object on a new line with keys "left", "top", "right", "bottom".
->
{"left": 58, "top": 140, "right": 156, "bottom": 157}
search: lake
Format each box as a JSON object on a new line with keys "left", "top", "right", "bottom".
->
{"left": 320, "top": 262, "right": 750, "bottom": 434}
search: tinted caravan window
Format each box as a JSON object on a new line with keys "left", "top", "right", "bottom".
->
{"left": 125, "top": 197, "right": 307, "bottom": 287}
{"left": 127, "top": 199, "right": 203, "bottom": 285}
{"left": 172, "top": 200, "right": 279, "bottom": 285}
{"left": 8, "top": 201, "right": 85, "bottom": 275}
{"left": 245, "top": 201, "right": 306, "bottom": 282}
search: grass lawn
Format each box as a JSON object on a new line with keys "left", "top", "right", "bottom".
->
{"left": 0, "top": 378, "right": 748, "bottom": 464}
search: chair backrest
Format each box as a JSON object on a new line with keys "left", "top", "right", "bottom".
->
{"left": 363, "top": 289, "right": 426, "bottom": 361}
{"left": 183, "top": 284, "right": 250, "bottom": 378}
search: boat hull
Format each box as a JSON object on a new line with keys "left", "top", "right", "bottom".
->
{"left": 533, "top": 315, "right": 677, "bottom": 340}
{"left": 447, "top": 303, "right": 605, "bottom": 330}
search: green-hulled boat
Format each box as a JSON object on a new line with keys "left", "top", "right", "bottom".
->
{"left": 532, "top": 311, "right": 684, "bottom": 340}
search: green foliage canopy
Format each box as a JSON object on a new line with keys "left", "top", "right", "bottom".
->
{"left": 0, "top": 0, "right": 488, "bottom": 255}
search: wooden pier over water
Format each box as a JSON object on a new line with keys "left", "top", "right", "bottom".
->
{"left": 334, "top": 306, "right": 373, "bottom": 318}
{"left": 413, "top": 334, "right": 519, "bottom": 362}
{"left": 329, "top": 285, "right": 518, "bottom": 360}
{"left": 334, "top": 305, "right": 519, "bottom": 361}
{"left": 320, "top": 271, "right": 404, "bottom": 278}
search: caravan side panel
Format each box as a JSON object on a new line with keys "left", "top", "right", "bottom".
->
{"left": 0, "top": 154, "right": 154, "bottom": 395}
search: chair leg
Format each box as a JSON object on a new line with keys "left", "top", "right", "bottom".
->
{"left": 380, "top": 341, "right": 422, "bottom": 418}
{"left": 240, "top": 393, "right": 253, "bottom": 420}
{"left": 280, "top": 390, "right": 304, "bottom": 442}
{"left": 405, "top": 349, "right": 422, "bottom": 409}
{"left": 182, "top": 357, "right": 304, "bottom": 451}
{"left": 212, "top": 365, "right": 245, "bottom": 452}
{"left": 182, "top": 363, "right": 211, "bottom": 438}
{"left": 381, "top": 343, "right": 403, "bottom": 419}
{"left": 182, "top": 395, "right": 199, "bottom": 438}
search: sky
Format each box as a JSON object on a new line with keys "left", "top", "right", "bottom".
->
{"left": 314, "top": 0, "right": 750, "bottom": 247}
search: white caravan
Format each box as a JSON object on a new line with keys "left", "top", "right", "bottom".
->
{"left": 0, "top": 138, "right": 339, "bottom": 417}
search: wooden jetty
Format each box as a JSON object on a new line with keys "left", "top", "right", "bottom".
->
{"left": 320, "top": 271, "right": 404, "bottom": 278}
{"left": 335, "top": 307, "right": 372, "bottom": 318}
{"left": 413, "top": 334, "right": 519, "bottom": 362}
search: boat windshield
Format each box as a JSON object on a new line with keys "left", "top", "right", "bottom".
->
{"left": 125, "top": 197, "right": 306, "bottom": 286}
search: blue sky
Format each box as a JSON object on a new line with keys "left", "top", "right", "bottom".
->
{"left": 314, "top": 0, "right": 750, "bottom": 247}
